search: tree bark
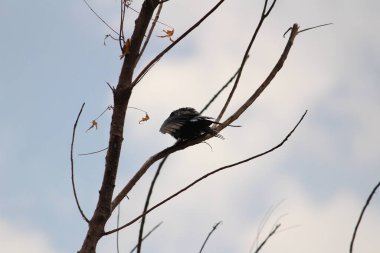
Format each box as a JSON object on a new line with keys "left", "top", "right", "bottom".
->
{"left": 78, "top": 1, "right": 159, "bottom": 252}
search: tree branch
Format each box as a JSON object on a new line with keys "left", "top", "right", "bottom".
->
{"left": 137, "top": 2, "right": 164, "bottom": 65}
{"left": 215, "top": 0, "right": 277, "bottom": 123}
{"left": 137, "top": 155, "right": 169, "bottom": 253}
{"left": 78, "top": 1, "right": 161, "bottom": 252}
{"left": 130, "top": 222, "right": 163, "bottom": 253}
{"left": 82, "top": 0, "right": 119, "bottom": 36}
{"left": 349, "top": 180, "right": 380, "bottom": 253}
{"left": 200, "top": 57, "right": 247, "bottom": 115}
{"left": 215, "top": 23, "right": 299, "bottom": 132}
{"left": 70, "top": 103, "right": 90, "bottom": 223}
{"left": 132, "top": 0, "right": 226, "bottom": 87}
{"left": 105, "top": 110, "right": 307, "bottom": 235}
{"left": 199, "top": 221, "right": 222, "bottom": 253}
{"left": 254, "top": 224, "right": 281, "bottom": 253}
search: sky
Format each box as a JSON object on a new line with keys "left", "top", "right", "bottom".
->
{"left": 0, "top": 0, "right": 379, "bottom": 252}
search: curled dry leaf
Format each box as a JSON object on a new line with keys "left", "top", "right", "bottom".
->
{"left": 86, "top": 120, "right": 98, "bottom": 132}
{"left": 139, "top": 113, "right": 150, "bottom": 124}
{"left": 120, "top": 38, "right": 131, "bottom": 59}
{"left": 158, "top": 29, "right": 174, "bottom": 42}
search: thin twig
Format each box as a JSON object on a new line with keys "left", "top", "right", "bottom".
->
{"left": 132, "top": 0, "right": 226, "bottom": 87}
{"left": 70, "top": 103, "right": 90, "bottom": 223}
{"left": 104, "top": 110, "right": 307, "bottom": 235}
{"left": 200, "top": 58, "right": 247, "bottom": 114}
{"left": 137, "top": 156, "right": 169, "bottom": 253}
{"left": 127, "top": 5, "right": 173, "bottom": 29}
{"left": 199, "top": 221, "right": 223, "bottom": 253}
{"left": 298, "top": 23, "right": 333, "bottom": 35}
{"left": 137, "top": 2, "right": 164, "bottom": 64}
{"left": 106, "top": 81, "right": 116, "bottom": 92}
{"left": 95, "top": 105, "right": 113, "bottom": 121}
{"left": 350, "top": 180, "right": 380, "bottom": 253}
{"left": 82, "top": 0, "right": 119, "bottom": 36}
{"left": 116, "top": 205, "right": 121, "bottom": 253}
{"left": 254, "top": 224, "right": 281, "bottom": 253}
{"left": 119, "top": 0, "right": 127, "bottom": 50}
{"left": 215, "top": 23, "right": 299, "bottom": 133}
{"left": 215, "top": 0, "right": 277, "bottom": 123}
{"left": 130, "top": 222, "right": 163, "bottom": 253}
{"left": 283, "top": 23, "right": 333, "bottom": 38}
{"left": 249, "top": 200, "right": 285, "bottom": 253}
{"left": 78, "top": 147, "right": 108, "bottom": 156}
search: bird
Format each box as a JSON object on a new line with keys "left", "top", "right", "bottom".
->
{"left": 160, "top": 107, "right": 225, "bottom": 141}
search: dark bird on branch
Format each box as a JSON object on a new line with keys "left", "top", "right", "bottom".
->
{"left": 160, "top": 107, "right": 239, "bottom": 141}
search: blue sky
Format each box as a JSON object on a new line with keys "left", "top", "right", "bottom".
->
{"left": 0, "top": 0, "right": 379, "bottom": 252}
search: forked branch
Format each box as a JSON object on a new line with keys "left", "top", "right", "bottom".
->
{"left": 132, "top": 0, "right": 226, "bottom": 86}
{"left": 216, "top": 23, "right": 299, "bottom": 132}
{"left": 215, "top": 0, "right": 277, "bottom": 122}
{"left": 105, "top": 110, "right": 307, "bottom": 235}
{"left": 111, "top": 23, "right": 300, "bottom": 212}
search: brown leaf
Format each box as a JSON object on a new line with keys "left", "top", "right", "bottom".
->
{"left": 120, "top": 38, "right": 131, "bottom": 59}
{"left": 139, "top": 113, "right": 150, "bottom": 124}
{"left": 158, "top": 29, "right": 175, "bottom": 42}
{"left": 86, "top": 120, "right": 98, "bottom": 132}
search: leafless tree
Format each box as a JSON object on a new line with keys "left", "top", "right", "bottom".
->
{"left": 69, "top": 0, "right": 320, "bottom": 252}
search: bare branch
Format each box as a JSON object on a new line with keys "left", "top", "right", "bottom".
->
{"left": 132, "top": 0, "right": 226, "bottom": 87}
{"left": 350, "top": 180, "right": 380, "bottom": 253}
{"left": 137, "top": 155, "right": 169, "bottom": 253}
{"left": 199, "top": 221, "right": 223, "bottom": 253}
{"left": 130, "top": 222, "right": 163, "bottom": 253}
{"left": 82, "top": 0, "right": 119, "bottom": 36}
{"left": 137, "top": 2, "right": 164, "bottom": 65}
{"left": 249, "top": 200, "right": 285, "bottom": 253}
{"left": 216, "top": 23, "right": 300, "bottom": 132}
{"left": 200, "top": 56, "right": 247, "bottom": 115}
{"left": 254, "top": 224, "right": 281, "bottom": 253}
{"left": 111, "top": 136, "right": 210, "bottom": 211}
{"left": 119, "top": 0, "right": 127, "bottom": 50}
{"left": 127, "top": 5, "right": 173, "bottom": 29}
{"left": 105, "top": 110, "right": 307, "bottom": 235}
{"left": 78, "top": 147, "right": 108, "bottom": 156}
{"left": 79, "top": 2, "right": 162, "bottom": 251}
{"left": 116, "top": 205, "right": 121, "bottom": 253}
{"left": 215, "top": 0, "right": 277, "bottom": 123}
{"left": 283, "top": 23, "right": 332, "bottom": 38}
{"left": 298, "top": 22, "right": 333, "bottom": 35}
{"left": 70, "top": 103, "right": 90, "bottom": 223}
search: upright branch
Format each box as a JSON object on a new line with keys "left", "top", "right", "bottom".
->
{"left": 215, "top": 0, "right": 277, "bottom": 123}
{"left": 70, "top": 103, "right": 89, "bottom": 223}
{"left": 254, "top": 224, "right": 281, "bottom": 253}
{"left": 216, "top": 23, "right": 299, "bottom": 132}
{"left": 199, "top": 221, "right": 223, "bottom": 253}
{"left": 136, "top": 156, "right": 169, "bottom": 253}
{"left": 78, "top": 1, "right": 161, "bottom": 252}
{"left": 349, "top": 180, "right": 380, "bottom": 253}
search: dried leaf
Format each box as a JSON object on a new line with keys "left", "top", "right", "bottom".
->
{"left": 158, "top": 29, "right": 175, "bottom": 42}
{"left": 139, "top": 113, "right": 150, "bottom": 124}
{"left": 86, "top": 120, "right": 98, "bottom": 132}
{"left": 120, "top": 38, "right": 131, "bottom": 59}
